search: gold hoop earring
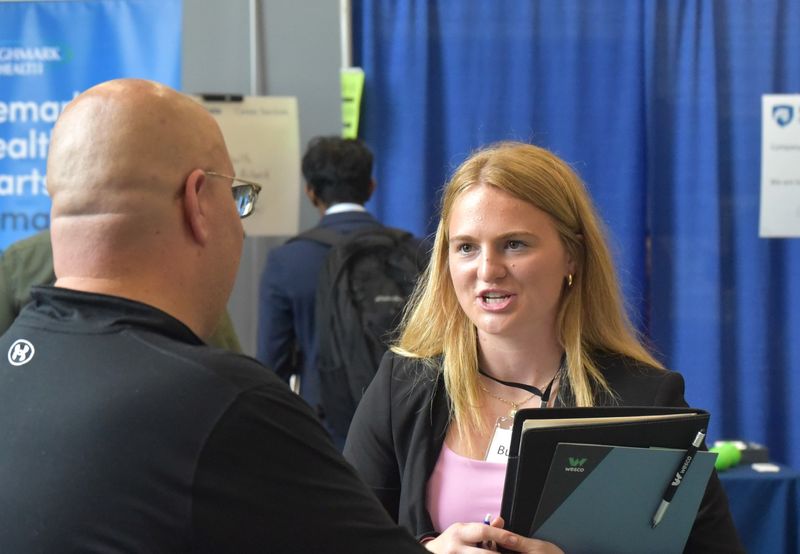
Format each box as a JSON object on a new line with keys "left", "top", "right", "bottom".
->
{"left": 567, "top": 274, "right": 574, "bottom": 288}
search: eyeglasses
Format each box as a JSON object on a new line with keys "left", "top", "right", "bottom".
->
{"left": 205, "top": 171, "right": 263, "bottom": 218}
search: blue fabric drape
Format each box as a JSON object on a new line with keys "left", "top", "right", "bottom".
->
{"left": 646, "top": 1, "right": 800, "bottom": 464}
{"left": 354, "top": 0, "right": 800, "bottom": 467}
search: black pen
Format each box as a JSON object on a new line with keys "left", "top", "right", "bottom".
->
{"left": 652, "top": 429, "right": 706, "bottom": 528}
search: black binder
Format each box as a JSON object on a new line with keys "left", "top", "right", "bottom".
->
{"left": 499, "top": 406, "right": 709, "bottom": 536}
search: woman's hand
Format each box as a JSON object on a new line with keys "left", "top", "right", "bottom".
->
{"left": 423, "top": 517, "right": 563, "bottom": 553}
{"left": 421, "top": 520, "right": 500, "bottom": 553}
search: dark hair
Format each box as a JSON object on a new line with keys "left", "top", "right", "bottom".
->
{"left": 301, "top": 136, "right": 373, "bottom": 206}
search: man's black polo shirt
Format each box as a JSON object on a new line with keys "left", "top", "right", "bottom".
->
{"left": 0, "top": 286, "right": 421, "bottom": 553}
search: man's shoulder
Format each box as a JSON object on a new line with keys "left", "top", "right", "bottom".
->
{"left": 173, "top": 342, "right": 286, "bottom": 393}
{"left": 268, "top": 227, "right": 334, "bottom": 259}
{"left": 1, "top": 230, "right": 55, "bottom": 288}
{"left": 262, "top": 234, "right": 332, "bottom": 284}
{"left": 3, "top": 230, "right": 52, "bottom": 258}
{"left": 263, "top": 215, "right": 376, "bottom": 268}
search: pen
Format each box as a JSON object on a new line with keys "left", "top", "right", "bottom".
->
{"left": 481, "top": 513, "right": 496, "bottom": 550}
{"left": 652, "top": 429, "right": 706, "bottom": 528}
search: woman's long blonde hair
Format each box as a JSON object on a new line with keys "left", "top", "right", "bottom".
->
{"left": 393, "top": 142, "right": 662, "bottom": 437}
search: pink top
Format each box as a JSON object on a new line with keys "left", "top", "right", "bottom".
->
{"left": 425, "top": 443, "right": 508, "bottom": 532}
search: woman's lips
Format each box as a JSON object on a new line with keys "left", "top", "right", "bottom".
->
{"left": 478, "top": 292, "right": 514, "bottom": 311}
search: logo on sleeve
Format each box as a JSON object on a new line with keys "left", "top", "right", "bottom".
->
{"left": 8, "top": 339, "right": 35, "bottom": 366}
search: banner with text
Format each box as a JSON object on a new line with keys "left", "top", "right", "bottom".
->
{"left": 0, "top": 0, "right": 182, "bottom": 250}
{"left": 760, "top": 94, "right": 800, "bottom": 237}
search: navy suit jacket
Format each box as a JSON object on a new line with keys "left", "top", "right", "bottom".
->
{"left": 256, "top": 210, "right": 383, "bottom": 416}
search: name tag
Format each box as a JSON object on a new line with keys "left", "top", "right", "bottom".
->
{"left": 485, "top": 425, "right": 513, "bottom": 462}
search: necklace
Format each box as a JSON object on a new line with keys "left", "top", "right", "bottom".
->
{"left": 479, "top": 384, "right": 538, "bottom": 418}
{"left": 478, "top": 363, "right": 561, "bottom": 418}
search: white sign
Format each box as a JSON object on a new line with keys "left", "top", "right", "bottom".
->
{"left": 196, "top": 95, "right": 301, "bottom": 237}
{"left": 760, "top": 94, "right": 800, "bottom": 237}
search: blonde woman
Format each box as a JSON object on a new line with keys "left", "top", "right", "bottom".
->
{"left": 344, "top": 142, "right": 743, "bottom": 553}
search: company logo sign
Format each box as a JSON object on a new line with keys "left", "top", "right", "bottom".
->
{"left": 7, "top": 339, "right": 35, "bottom": 366}
{"left": 0, "top": 44, "right": 70, "bottom": 77}
{"left": 772, "top": 105, "right": 795, "bottom": 127}
{"left": 671, "top": 453, "right": 693, "bottom": 485}
{"left": 565, "top": 456, "right": 588, "bottom": 472}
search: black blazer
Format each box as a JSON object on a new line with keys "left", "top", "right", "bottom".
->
{"left": 344, "top": 351, "right": 744, "bottom": 553}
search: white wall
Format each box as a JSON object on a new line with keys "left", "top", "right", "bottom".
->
{"left": 183, "top": 0, "right": 342, "bottom": 355}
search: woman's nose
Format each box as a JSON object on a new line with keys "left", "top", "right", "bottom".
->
{"left": 477, "top": 250, "right": 507, "bottom": 282}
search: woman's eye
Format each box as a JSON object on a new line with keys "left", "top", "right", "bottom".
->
{"left": 507, "top": 240, "right": 524, "bottom": 250}
{"left": 457, "top": 243, "right": 474, "bottom": 254}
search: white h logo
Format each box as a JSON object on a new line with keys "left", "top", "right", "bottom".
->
{"left": 8, "top": 339, "right": 35, "bottom": 366}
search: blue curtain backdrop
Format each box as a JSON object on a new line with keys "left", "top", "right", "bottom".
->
{"left": 354, "top": 0, "right": 800, "bottom": 467}
{"left": 0, "top": 0, "right": 182, "bottom": 251}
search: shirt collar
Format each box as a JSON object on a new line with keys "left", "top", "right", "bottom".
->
{"left": 27, "top": 286, "right": 204, "bottom": 346}
{"left": 324, "top": 203, "right": 367, "bottom": 215}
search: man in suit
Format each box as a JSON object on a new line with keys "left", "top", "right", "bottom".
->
{"left": 257, "top": 137, "right": 390, "bottom": 446}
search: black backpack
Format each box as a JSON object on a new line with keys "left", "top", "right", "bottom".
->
{"left": 294, "top": 225, "right": 426, "bottom": 436}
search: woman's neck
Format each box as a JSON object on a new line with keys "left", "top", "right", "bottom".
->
{"left": 477, "top": 332, "right": 563, "bottom": 388}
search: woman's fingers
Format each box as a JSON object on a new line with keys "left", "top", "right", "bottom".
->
{"left": 424, "top": 519, "right": 563, "bottom": 554}
{"left": 493, "top": 531, "right": 564, "bottom": 554}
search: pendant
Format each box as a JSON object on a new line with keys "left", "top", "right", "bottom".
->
{"left": 509, "top": 408, "right": 517, "bottom": 418}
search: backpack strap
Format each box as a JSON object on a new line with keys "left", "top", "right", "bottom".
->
{"left": 287, "top": 226, "right": 345, "bottom": 247}
{"left": 379, "top": 226, "right": 414, "bottom": 242}
{"left": 289, "top": 223, "right": 407, "bottom": 247}
{"left": 342, "top": 226, "right": 415, "bottom": 247}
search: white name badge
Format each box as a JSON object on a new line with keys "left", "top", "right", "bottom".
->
{"left": 485, "top": 422, "right": 513, "bottom": 463}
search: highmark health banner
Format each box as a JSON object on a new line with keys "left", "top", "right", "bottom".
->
{"left": 0, "top": 0, "right": 182, "bottom": 251}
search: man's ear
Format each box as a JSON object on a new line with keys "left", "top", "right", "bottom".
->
{"left": 305, "top": 183, "right": 319, "bottom": 207}
{"left": 183, "top": 169, "right": 210, "bottom": 245}
{"left": 366, "top": 178, "right": 376, "bottom": 201}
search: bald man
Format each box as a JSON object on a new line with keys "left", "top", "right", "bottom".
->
{"left": 0, "top": 79, "right": 426, "bottom": 553}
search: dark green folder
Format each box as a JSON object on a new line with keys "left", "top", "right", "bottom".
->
{"left": 532, "top": 443, "right": 716, "bottom": 553}
{"left": 500, "top": 406, "right": 709, "bottom": 536}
